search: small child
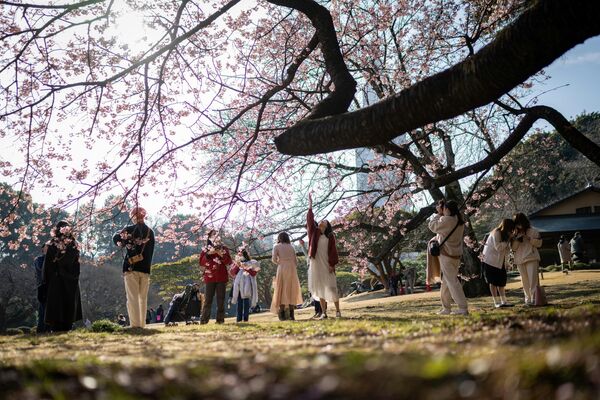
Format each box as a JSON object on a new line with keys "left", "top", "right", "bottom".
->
{"left": 230, "top": 249, "right": 260, "bottom": 323}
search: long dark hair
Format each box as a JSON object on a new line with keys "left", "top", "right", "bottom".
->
{"left": 323, "top": 220, "right": 333, "bottom": 238}
{"left": 496, "top": 219, "right": 516, "bottom": 242}
{"left": 444, "top": 201, "right": 464, "bottom": 225}
{"left": 513, "top": 212, "right": 531, "bottom": 232}
{"left": 277, "top": 232, "right": 290, "bottom": 244}
{"left": 206, "top": 229, "right": 215, "bottom": 247}
{"left": 240, "top": 248, "right": 251, "bottom": 261}
{"left": 53, "top": 220, "right": 72, "bottom": 238}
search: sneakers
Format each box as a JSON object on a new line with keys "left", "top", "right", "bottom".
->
{"left": 437, "top": 309, "right": 451, "bottom": 315}
{"left": 451, "top": 309, "right": 469, "bottom": 316}
{"left": 335, "top": 311, "right": 342, "bottom": 318}
{"left": 317, "top": 313, "right": 328, "bottom": 320}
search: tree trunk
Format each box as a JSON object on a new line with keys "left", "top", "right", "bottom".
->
{"left": 446, "top": 182, "right": 489, "bottom": 297}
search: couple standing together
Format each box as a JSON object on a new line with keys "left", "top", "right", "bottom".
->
{"left": 271, "top": 193, "right": 341, "bottom": 320}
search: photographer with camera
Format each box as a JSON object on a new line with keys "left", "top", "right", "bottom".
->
{"left": 113, "top": 206, "right": 155, "bottom": 329}
{"left": 428, "top": 200, "right": 468, "bottom": 316}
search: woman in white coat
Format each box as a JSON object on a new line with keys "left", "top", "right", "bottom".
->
{"left": 512, "top": 213, "right": 542, "bottom": 305}
{"left": 482, "top": 219, "right": 515, "bottom": 308}
{"left": 428, "top": 200, "right": 468, "bottom": 315}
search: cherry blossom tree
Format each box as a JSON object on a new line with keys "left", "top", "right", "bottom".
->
{"left": 1, "top": 0, "right": 600, "bottom": 290}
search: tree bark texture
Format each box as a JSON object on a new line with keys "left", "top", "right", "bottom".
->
{"left": 274, "top": 0, "right": 600, "bottom": 155}
{"left": 266, "top": 0, "right": 356, "bottom": 119}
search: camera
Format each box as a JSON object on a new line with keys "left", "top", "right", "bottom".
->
{"left": 128, "top": 254, "right": 144, "bottom": 264}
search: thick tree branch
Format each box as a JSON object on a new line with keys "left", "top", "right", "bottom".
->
{"left": 266, "top": 0, "right": 356, "bottom": 119}
{"left": 274, "top": 0, "right": 600, "bottom": 155}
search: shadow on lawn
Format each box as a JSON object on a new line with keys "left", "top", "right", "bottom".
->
{"left": 120, "top": 327, "right": 161, "bottom": 336}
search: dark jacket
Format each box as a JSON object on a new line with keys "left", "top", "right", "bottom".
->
{"left": 34, "top": 254, "right": 47, "bottom": 303}
{"left": 113, "top": 223, "right": 155, "bottom": 274}
{"left": 43, "top": 241, "right": 83, "bottom": 328}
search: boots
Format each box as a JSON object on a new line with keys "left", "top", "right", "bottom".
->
{"left": 278, "top": 305, "right": 287, "bottom": 321}
{"left": 288, "top": 305, "right": 295, "bottom": 321}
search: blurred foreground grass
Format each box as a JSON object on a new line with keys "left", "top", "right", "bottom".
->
{"left": 1, "top": 271, "right": 599, "bottom": 399}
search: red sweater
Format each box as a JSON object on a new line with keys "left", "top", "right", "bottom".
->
{"left": 199, "top": 247, "right": 232, "bottom": 283}
{"left": 307, "top": 207, "right": 339, "bottom": 269}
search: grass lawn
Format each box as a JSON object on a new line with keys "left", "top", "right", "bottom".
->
{"left": 1, "top": 271, "right": 599, "bottom": 399}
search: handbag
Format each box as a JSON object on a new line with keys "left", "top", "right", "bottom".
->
{"left": 126, "top": 227, "right": 151, "bottom": 267}
{"left": 429, "top": 221, "right": 460, "bottom": 257}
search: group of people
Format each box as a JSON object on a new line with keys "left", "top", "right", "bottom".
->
{"left": 557, "top": 231, "right": 585, "bottom": 271}
{"left": 36, "top": 194, "right": 571, "bottom": 332}
{"left": 197, "top": 193, "right": 341, "bottom": 324}
{"left": 427, "top": 199, "right": 547, "bottom": 314}
{"left": 145, "top": 305, "right": 165, "bottom": 324}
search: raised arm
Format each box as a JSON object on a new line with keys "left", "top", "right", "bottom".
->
{"left": 307, "top": 193, "right": 317, "bottom": 237}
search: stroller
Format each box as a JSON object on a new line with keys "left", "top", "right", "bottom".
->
{"left": 164, "top": 284, "right": 203, "bottom": 326}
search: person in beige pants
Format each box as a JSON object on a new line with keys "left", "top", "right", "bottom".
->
{"left": 512, "top": 213, "right": 542, "bottom": 305}
{"left": 113, "top": 207, "right": 155, "bottom": 328}
{"left": 428, "top": 200, "right": 468, "bottom": 315}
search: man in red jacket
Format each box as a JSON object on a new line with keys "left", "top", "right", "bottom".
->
{"left": 199, "top": 230, "right": 232, "bottom": 324}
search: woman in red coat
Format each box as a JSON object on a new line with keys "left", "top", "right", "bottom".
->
{"left": 199, "top": 230, "right": 232, "bottom": 324}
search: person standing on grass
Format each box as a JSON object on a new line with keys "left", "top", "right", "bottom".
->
{"left": 33, "top": 244, "right": 49, "bottom": 333}
{"left": 306, "top": 193, "right": 341, "bottom": 319}
{"left": 230, "top": 249, "right": 259, "bottom": 323}
{"left": 557, "top": 235, "right": 572, "bottom": 273}
{"left": 113, "top": 206, "right": 155, "bottom": 329}
{"left": 199, "top": 230, "right": 232, "bottom": 324}
{"left": 512, "top": 213, "right": 543, "bottom": 306}
{"left": 428, "top": 200, "right": 469, "bottom": 316}
{"left": 570, "top": 232, "right": 584, "bottom": 263}
{"left": 299, "top": 238, "right": 322, "bottom": 319}
{"left": 43, "top": 221, "right": 83, "bottom": 332}
{"left": 482, "top": 219, "right": 516, "bottom": 308}
{"left": 271, "top": 232, "right": 303, "bottom": 321}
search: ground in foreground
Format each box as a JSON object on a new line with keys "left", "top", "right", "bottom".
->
{"left": 1, "top": 271, "right": 599, "bottom": 399}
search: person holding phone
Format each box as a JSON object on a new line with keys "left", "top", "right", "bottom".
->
{"left": 428, "top": 200, "right": 468, "bottom": 315}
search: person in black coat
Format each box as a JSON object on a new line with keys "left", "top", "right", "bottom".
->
{"left": 33, "top": 244, "right": 50, "bottom": 333}
{"left": 43, "top": 221, "right": 82, "bottom": 332}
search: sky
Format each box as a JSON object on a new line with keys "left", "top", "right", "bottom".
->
{"left": 527, "top": 36, "right": 600, "bottom": 126}
{"left": 2, "top": 9, "right": 600, "bottom": 221}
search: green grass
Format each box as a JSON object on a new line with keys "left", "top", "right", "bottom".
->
{"left": 1, "top": 277, "right": 599, "bottom": 399}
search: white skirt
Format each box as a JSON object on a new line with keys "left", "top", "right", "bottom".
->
{"left": 309, "top": 258, "right": 339, "bottom": 303}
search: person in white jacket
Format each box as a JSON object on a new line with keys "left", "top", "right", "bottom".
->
{"left": 512, "top": 213, "right": 543, "bottom": 305}
{"left": 557, "top": 235, "right": 572, "bottom": 273}
{"left": 230, "top": 249, "right": 259, "bottom": 323}
{"left": 428, "top": 200, "right": 468, "bottom": 315}
{"left": 482, "top": 219, "right": 516, "bottom": 308}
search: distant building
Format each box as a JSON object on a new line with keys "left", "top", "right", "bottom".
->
{"left": 529, "top": 185, "right": 600, "bottom": 265}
